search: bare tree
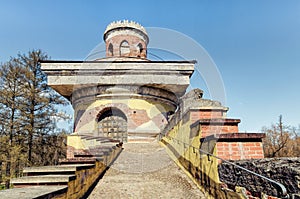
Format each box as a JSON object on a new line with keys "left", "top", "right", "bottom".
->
{"left": 263, "top": 115, "right": 293, "bottom": 157}
{"left": 0, "top": 50, "right": 71, "bottom": 189}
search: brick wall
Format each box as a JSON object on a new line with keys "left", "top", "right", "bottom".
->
{"left": 106, "top": 34, "right": 147, "bottom": 58}
{"left": 201, "top": 133, "right": 265, "bottom": 162}
{"left": 189, "top": 109, "right": 240, "bottom": 137}
{"left": 216, "top": 142, "right": 264, "bottom": 161}
{"left": 201, "top": 124, "right": 239, "bottom": 137}
{"left": 190, "top": 109, "right": 224, "bottom": 121}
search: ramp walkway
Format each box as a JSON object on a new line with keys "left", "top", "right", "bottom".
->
{"left": 88, "top": 141, "right": 205, "bottom": 198}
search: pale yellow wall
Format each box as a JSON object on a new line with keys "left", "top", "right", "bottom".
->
{"left": 67, "top": 135, "right": 87, "bottom": 149}
{"left": 74, "top": 98, "right": 173, "bottom": 135}
{"left": 160, "top": 113, "right": 244, "bottom": 199}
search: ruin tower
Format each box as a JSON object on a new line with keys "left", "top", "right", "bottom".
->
{"left": 41, "top": 20, "right": 194, "bottom": 142}
{"left": 103, "top": 20, "right": 148, "bottom": 58}
{"left": 41, "top": 20, "right": 265, "bottom": 162}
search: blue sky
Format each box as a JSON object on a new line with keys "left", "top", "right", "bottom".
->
{"left": 0, "top": 0, "right": 299, "bottom": 132}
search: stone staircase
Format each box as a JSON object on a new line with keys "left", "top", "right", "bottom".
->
{"left": 11, "top": 164, "right": 94, "bottom": 187}
{"left": 79, "top": 134, "right": 121, "bottom": 147}
{"left": 3, "top": 135, "right": 123, "bottom": 199}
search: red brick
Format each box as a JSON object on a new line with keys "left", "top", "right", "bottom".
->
{"left": 250, "top": 146, "right": 263, "bottom": 151}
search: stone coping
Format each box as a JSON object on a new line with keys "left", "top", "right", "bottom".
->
{"left": 23, "top": 164, "right": 95, "bottom": 173}
{"left": 40, "top": 60, "right": 197, "bottom": 64}
{"left": 200, "top": 133, "right": 266, "bottom": 142}
{"left": 0, "top": 185, "right": 67, "bottom": 199}
{"left": 10, "top": 175, "right": 76, "bottom": 184}
{"left": 191, "top": 118, "right": 241, "bottom": 127}
{"left": 189, "top": 106, "right": 229, "bottom": 111}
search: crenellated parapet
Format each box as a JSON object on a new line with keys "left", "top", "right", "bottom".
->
{"left": 104, "top": 20, "right": 147, "bottom": 36}
{"left": 103, "top": 20, "right": 149, "bottom": 58}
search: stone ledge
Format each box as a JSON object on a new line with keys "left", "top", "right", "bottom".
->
{"left": 0, "top": 185, "right": 68, "bottom": 199}
{"left": 40, "top": 60, "right": 197, "bottom": 64}
{"left": 10, "top": 175, "right": 76, "bottom": 187}
{"left": 191, "top": 118, "right": 241, "bottom": 127}
{"left": 201, "top": 133, "right": 266, "bottom": 142}
{"left": 23, "top": 164, "right": 95, "bottom": 175}
{"left": 189, "top": 106, "right": 229, "bottom": 111}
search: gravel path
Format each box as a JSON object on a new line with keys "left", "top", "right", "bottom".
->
{"left": 88, "top": 141, "right": 205, "bottom": 199}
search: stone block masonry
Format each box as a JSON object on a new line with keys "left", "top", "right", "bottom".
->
{"left": 219, "top": 157, "right": 300, "bottom": 198}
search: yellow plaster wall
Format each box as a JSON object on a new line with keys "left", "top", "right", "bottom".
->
{"left": 74, "top": 98, "right": 173, "bottom": 134}
{"left": 160, "top": 112, "right": 244, "bottom": 199}
{"left": 76, "top": 98, "right": 172, "bottom": 114}
{"left": 67, "top": 135, "right": 87, "bottom": 150}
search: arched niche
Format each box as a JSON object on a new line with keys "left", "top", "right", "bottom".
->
{"left": 97, "top": 107, "right": 128, "bottom": 142}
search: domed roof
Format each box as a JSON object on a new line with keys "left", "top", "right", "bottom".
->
{"left": 104, "top": 20, "right": 148, "bottom": 36}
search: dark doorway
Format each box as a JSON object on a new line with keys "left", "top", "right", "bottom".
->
{"left": 97, "top": 108, "right": 127, "bottom": 142}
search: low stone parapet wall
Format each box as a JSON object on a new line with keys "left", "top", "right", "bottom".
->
{"left": 160, "top": 110, "right": 246, "bottom": 198}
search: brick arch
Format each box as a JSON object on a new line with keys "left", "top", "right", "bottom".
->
{"left": 96, "top": 107, "right": 128, "bottom": 142}
{"left": 137, "top": 43, "right": 146, "bottom": 58}
{"left": 95, "top": 103, "right": 130, "bottom": 120}
{"left": 108, "top": 43, "right": 113, "bottom": 56}
{"left": 137, "top": 43, "right": 143, "bottom": 55}
{"left": 96, "top": 107, "right": 127, "bottom": 122}
{"left": 120, "top": 40, "right": 130, "bottom": 56}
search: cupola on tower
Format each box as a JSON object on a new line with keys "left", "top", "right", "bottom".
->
{"left": 104, "top": 20, "right": 148, "bottom": 58}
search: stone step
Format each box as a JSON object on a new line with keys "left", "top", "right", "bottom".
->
{"left": 82, "top": 141, "right": 119, "bottom": 147}
{"left": 0, "top": 185, "right": 68, "bottom": 199}
{"left": 11, "top": 175, "right": 76, "bottom": 187}
{"left": 74, "top": 150, "right": 106, "bottom": 157}
{"left": 73, "top": 147, "right": 112, "bottom": 157}
{"left": 128, "top": 137, "right": 156, "bottom": 143}
{"left": 23, "top": 164, "right": 95, "bottom": 176}
{"left": 81, "top": 139, "right": 120, "bottom": 149}
{"left": 95, "top": 138, "right": 120, "bottom": 143}
{"left": 80, "top": 135, "right": 119, "bottom": 141}
{"left": 89, "top": 147, "right": 113, "bottom": 153}
{"left": 80, "top": 135, "right": 121, "bottom": 144}
{"left": 90, "top": 142, "right": 119, "bottom": 147}
{"left": 59, "top": 158, "right": 97, "bottom": 165}
{"left": 74, "top": 153, "right": 94, "bottom": 158}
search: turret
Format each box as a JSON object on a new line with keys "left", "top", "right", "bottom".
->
{"left": 103, "top": 20, "right": 148, "bottom": 58}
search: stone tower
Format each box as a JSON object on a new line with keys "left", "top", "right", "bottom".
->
{"left": 103, "top": 20, "right": 148, "bottom": 58}
{"left": 41, "top": 20, "right": 194, "bottom": 142}
{"left": 41, "top": 20, "right": 265, "bottom": 162}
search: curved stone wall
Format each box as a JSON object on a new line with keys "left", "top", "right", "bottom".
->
{"left": 73, "top": 90, "right": 175, "bottom": 141}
